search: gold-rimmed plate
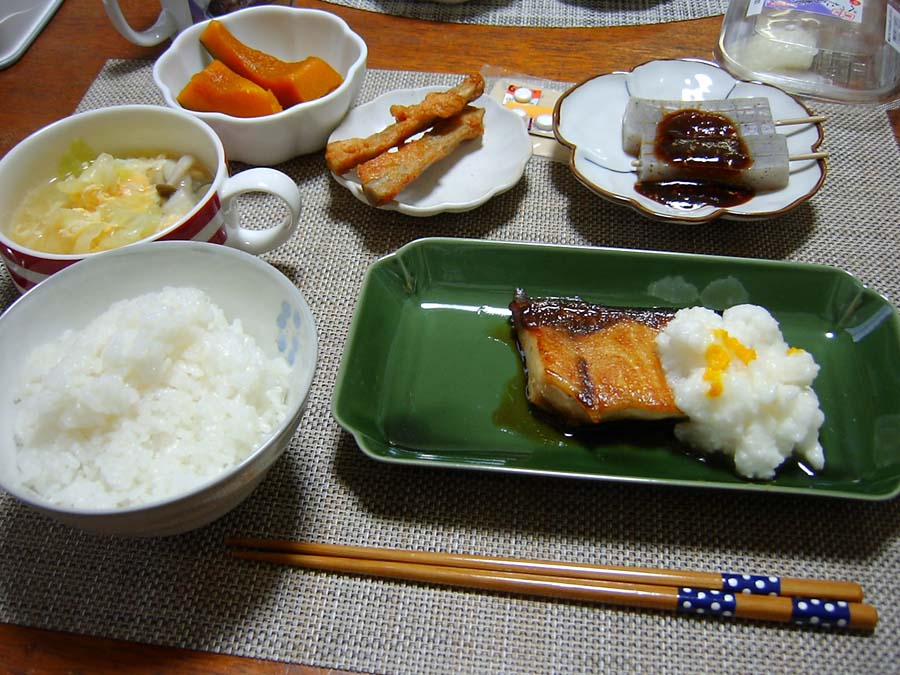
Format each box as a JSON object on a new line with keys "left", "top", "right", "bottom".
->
{"left": 553, "top": 58, "right": 826, "bottom": 223}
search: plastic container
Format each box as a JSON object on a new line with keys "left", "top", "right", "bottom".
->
{"left": 0, "top": 0, "right": 63, "bottom": 70}
{"left": 716, "top": 0, "right": 900, "bottom": 103}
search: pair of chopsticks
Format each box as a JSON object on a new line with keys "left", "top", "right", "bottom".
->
{"left": 226, "top": 538, "right": 878, "bottom": 632}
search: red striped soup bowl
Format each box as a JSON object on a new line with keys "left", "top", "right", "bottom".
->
{"left": 0, "top": 105, "right": 301, "bottom": 293}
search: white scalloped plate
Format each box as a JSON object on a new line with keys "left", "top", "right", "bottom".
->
{"left": 553, "top": 58, "right": 827, "bottom": 223}
{"left": 327, "top": 86, "right": 532, "bottom": 216}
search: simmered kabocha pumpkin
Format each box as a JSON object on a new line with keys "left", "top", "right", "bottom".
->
{"left": 198, "top": 20, "right": 344, "bottom": 108}
{"left": 177, "top": 60, "right": 283, "bottom": 117}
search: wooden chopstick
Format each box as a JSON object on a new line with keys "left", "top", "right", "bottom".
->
{"left": 226, "top": 539, "right": 876, "bottom": 631}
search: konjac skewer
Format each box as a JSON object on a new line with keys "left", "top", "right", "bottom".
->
{"left": 622, "top": 97, "right": 825, "bottom": 156}
{"left": 631, "top": 140, "right": 827, "bottom": 192}
{"left": 635, "top": 107, "right": 791, "bottom": 191}
{"left": 621, "top": 99, "right": 827, "bottom": 207}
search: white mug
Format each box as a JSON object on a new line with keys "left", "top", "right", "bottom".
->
{"left": 102, "top": 0, "right": 210, "bottom": 47}
{"left": 0, "top": 105, "right": 302, "bottom": 292}
{"left": 103, "top": 1, "right": 291, "bottom": 46}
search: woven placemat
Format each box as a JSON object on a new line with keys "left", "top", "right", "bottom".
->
{"left": 317, "top": 0, "right": 729, "bottom": 27}
{"left": 1, "top": 61, "right": 899, "bottom": 675}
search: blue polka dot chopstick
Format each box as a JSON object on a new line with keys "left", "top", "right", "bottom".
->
{"left": 226, "top": 539, "right": 878, "bottom": 631}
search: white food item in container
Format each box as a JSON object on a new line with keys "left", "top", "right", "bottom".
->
{"left": 656, "top": 304, "right": 825, "bottom": 480}
{"left": 12, "top": 287, "right": 290, "bottom": 509}
{"left": 735, "top": 20, "right": 819, "bottom": 74}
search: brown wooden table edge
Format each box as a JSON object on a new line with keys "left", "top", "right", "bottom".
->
{"left": 0, "top": 623, "right": 362, "bottom": 675}
{"left": 1, "top": 2, "right": 897, "bottom": 156}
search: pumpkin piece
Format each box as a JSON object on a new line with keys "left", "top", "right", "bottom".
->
{"left": 177, "top": 60, "right": 283, "bottom": 118}
{"left": 199, "top": 19, "right": 344, "bottom": 108}
{"left": 282, "top": 56, "right": 345, "bottom": 104}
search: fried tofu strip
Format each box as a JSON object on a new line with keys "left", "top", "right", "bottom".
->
{"left": 324, "top": 73, "right": 485, "bottom": 176}
{"left": 357, "top": 106, "right": 485, "bottom": 206}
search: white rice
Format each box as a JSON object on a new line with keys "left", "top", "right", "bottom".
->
{"left": 13, "top": 287, "right": 291, "bottom": 509}
{"left": 656, "top": 304, "right": 824, "bottom": 480}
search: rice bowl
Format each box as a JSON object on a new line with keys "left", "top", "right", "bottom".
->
{"left": 14, "top": 287, "right": 291, "bottom": 509}
{"left": 0, "top": 241, "right": 317, "bottom": 536}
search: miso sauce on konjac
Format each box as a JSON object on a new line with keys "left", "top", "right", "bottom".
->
{"left": 636, "top": 179, "right": 755, "bottom": 210}
{"left": 636, "top": 109, "right": 756, "bottom": 209}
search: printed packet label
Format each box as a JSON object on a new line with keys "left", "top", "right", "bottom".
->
{"left": 747, "top": 0, "right": 864, "bottom": 24}
{"left": 888, "top": 2, "right": 900, "bottom": 54}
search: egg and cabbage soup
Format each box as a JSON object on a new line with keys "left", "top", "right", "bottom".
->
{"left": 5, "top": 140, "right": 213, "bottom": 255}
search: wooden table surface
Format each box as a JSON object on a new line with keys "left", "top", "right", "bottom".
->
{"left": 0, "top": 0, "right": 727, "bottom": 159}
{"left": 0, "top": 1, "right": 895, "bottom": 673}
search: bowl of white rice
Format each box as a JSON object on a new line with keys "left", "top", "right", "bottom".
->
{"left": 0, "top": 241, "right": 317, "bottom": 537}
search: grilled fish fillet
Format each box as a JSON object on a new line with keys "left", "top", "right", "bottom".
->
{"left": 509, "top": 291, "right": 683, "bottom": 425}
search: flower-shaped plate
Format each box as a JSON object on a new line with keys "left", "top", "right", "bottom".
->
{"left": 553, "top": 58, "right": 826, "bottom": 223}
{"left": 328, "top": 86, "right": 532, "bottom": 216}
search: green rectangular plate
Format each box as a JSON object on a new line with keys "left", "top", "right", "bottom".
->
{"left": 332, "top": 238, "right": 900, "bottom": 500}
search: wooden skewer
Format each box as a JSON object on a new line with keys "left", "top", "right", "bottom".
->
{"left": 775, "top": 115, "right": 828, "bottom": 126}
{"left": 788, "top": 151, "right": 830, "bottom": 161}
{"left": 226, "top": 539, "right": 876, "bottom": 631}
{"left": 630, "top": 150, "right": 829, "bottom": 169}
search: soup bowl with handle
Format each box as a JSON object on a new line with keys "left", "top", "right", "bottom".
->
{"left": 0, "top": 104, "right": 302, "bottom": 293}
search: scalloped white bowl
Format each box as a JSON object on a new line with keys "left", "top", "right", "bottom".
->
{"left": 0, "top": 241, "right": 317, "bottom": 537}
{"left": 153, "top": 6, "right": 367, "bottom": 166}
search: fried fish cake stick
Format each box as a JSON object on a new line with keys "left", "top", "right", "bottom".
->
{"left": 388, "top": 73, "right": 484, "bottom": 121}
{"left": 357, "top": 106, "right": 485, "bottom": 206}
{"left": 325, "top": 73, "right": 485, "bottom": 175}
{"left": 325, "top": 116, "right": 445, "bottom": 176}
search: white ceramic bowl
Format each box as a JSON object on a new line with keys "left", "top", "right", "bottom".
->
{"left": 153, "top": 6, "right": 367, "bottom": 165}
{"left": 0, "top": 104, "right": 302, "bottom": 293}
{"left": 0, "top": 241, "right": 317, "bottom": 537}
